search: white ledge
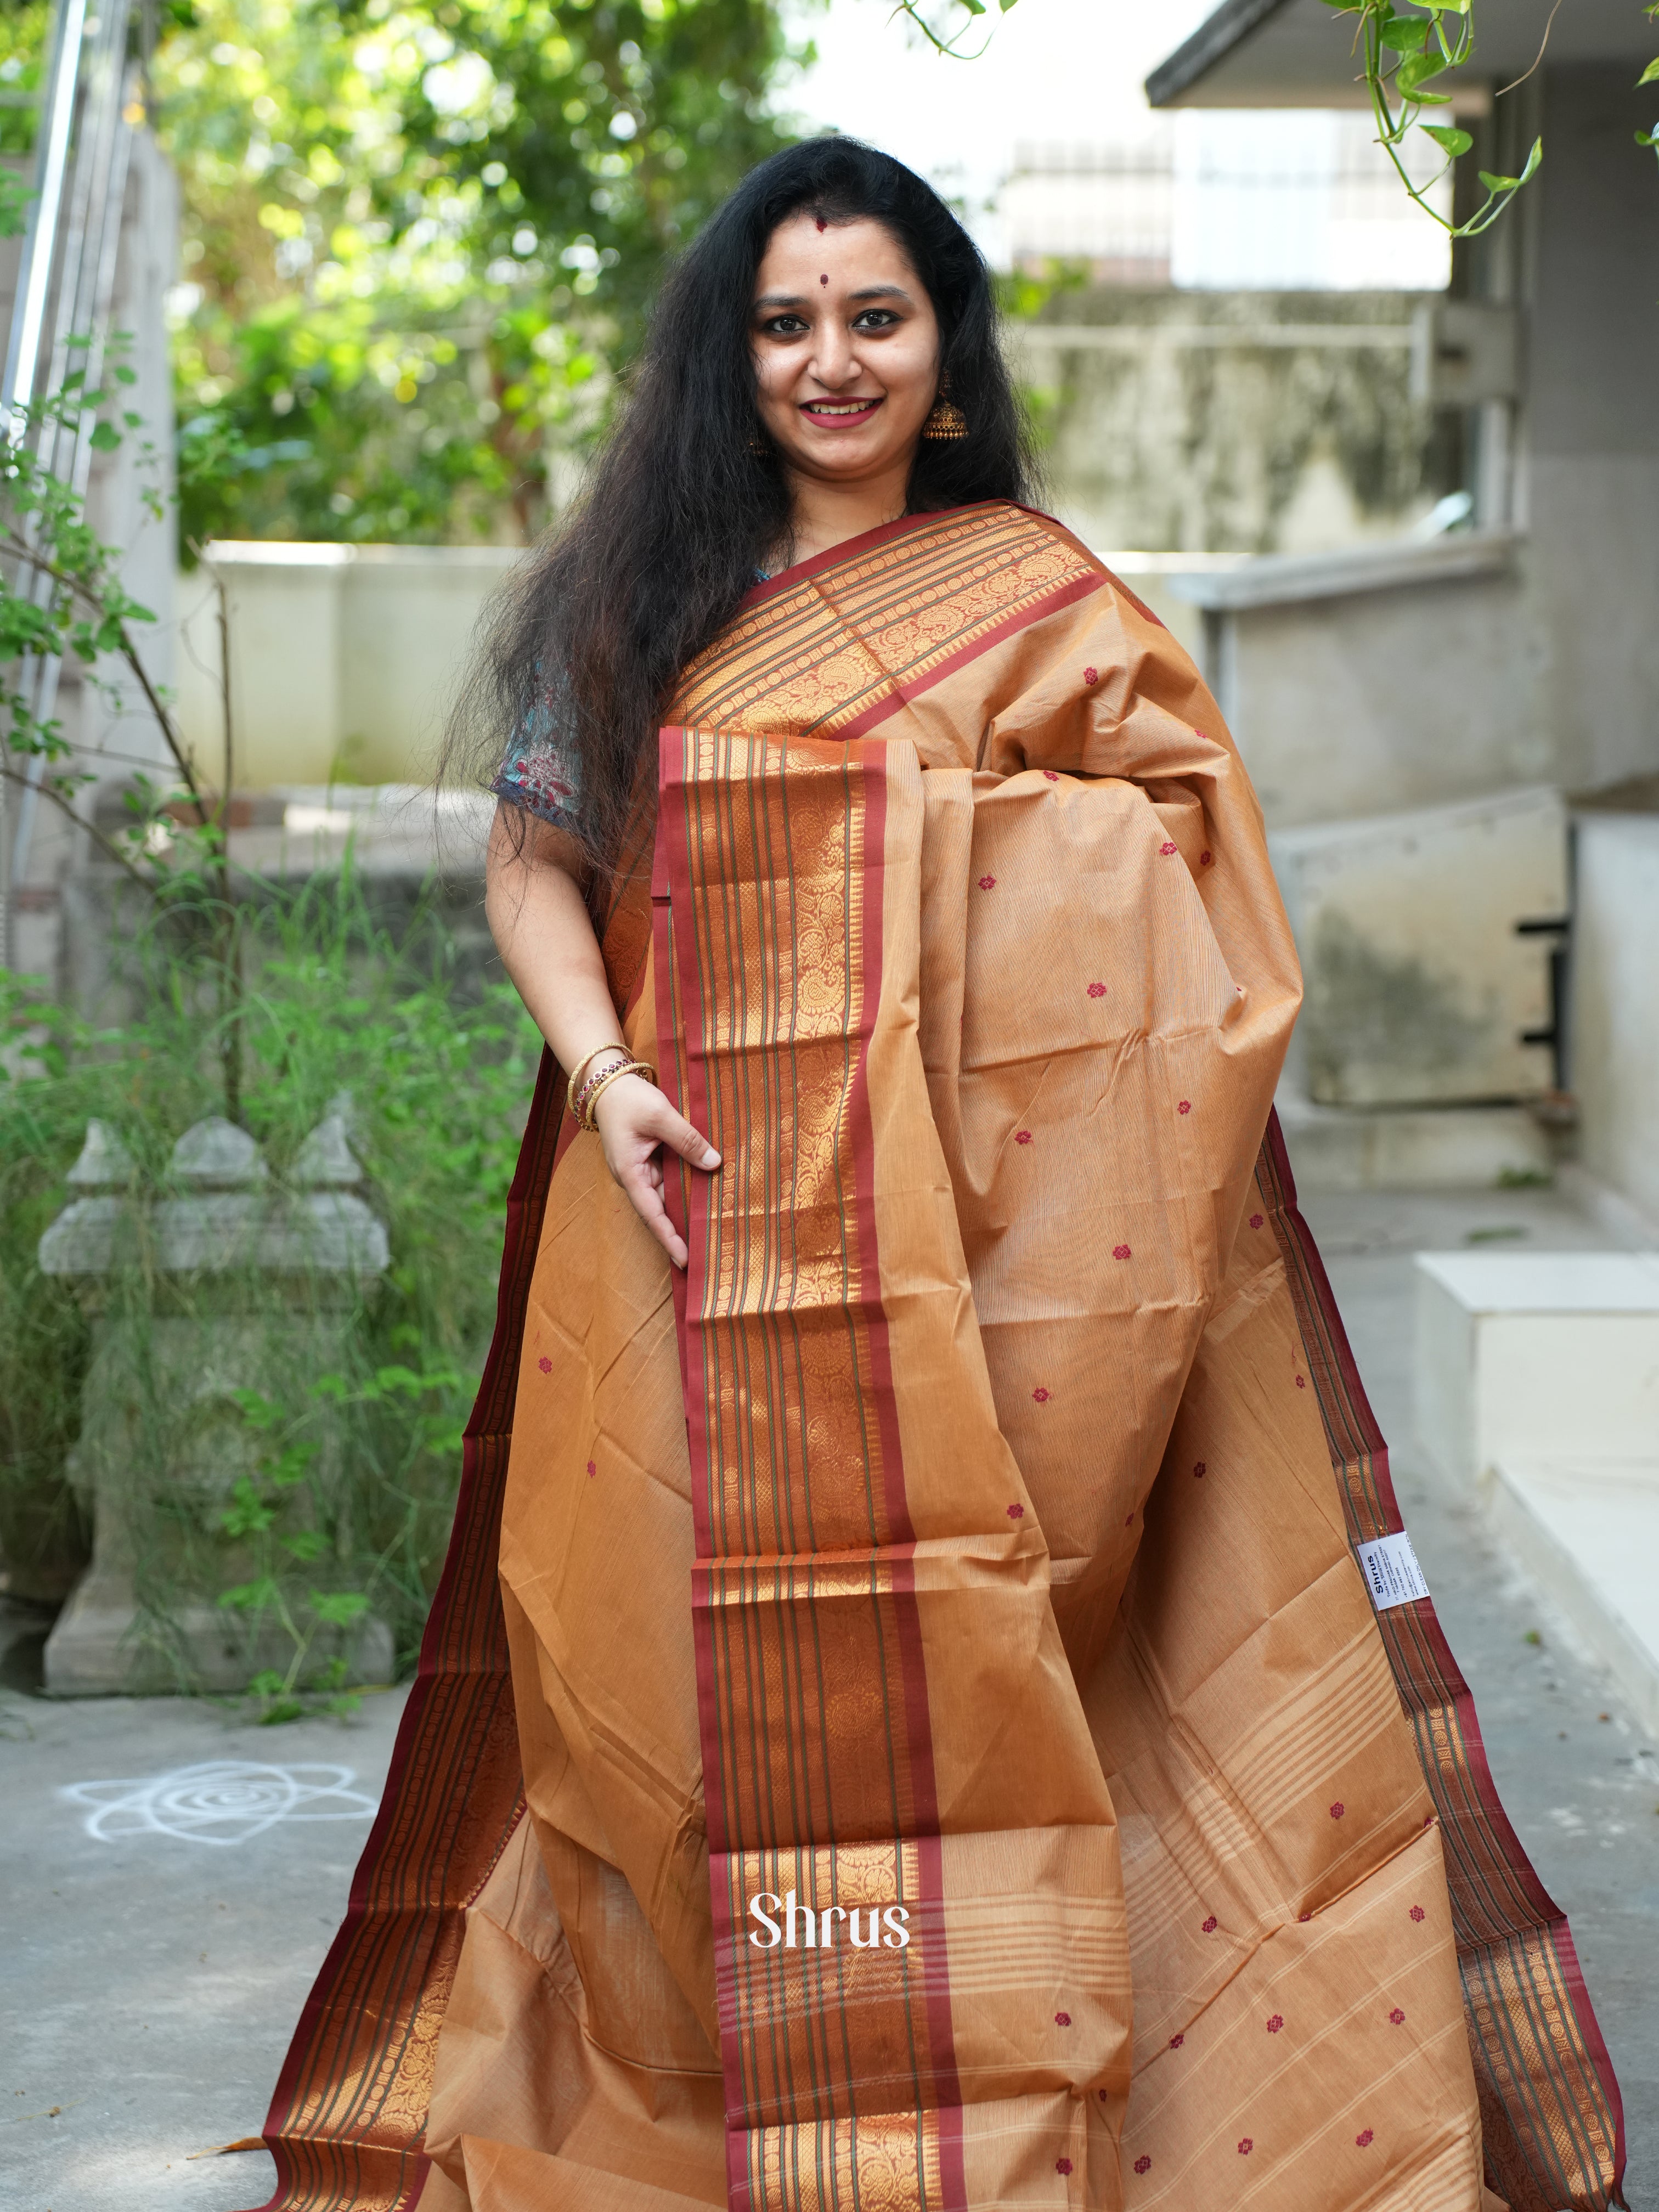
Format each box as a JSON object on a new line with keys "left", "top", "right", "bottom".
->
{"left": 202, "top": 539, "right": 522, "bottom": 570}
{"left": 1165, "top": 530, "right": 1520, "bottom": 611}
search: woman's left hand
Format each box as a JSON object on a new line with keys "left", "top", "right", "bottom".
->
{"left": 591, "top": 1072, "right": 721, "bottom": 1270}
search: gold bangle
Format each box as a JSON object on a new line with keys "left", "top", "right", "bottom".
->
{"left": 573, "top": 1053, "right": 648, "bottom": 1125}
{"left": 572, "top": 1062, "right": 623, "bottom": 1123}
{"left": 566, "top": 1043, "right": 628, "bottom": 1122}
{"left": 579, "top": 1058, "right": 657, "bottom": 1133}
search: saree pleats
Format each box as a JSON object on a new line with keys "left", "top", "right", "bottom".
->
{"left": 254, "top": 502, "right": 1625, "bottom": 2212}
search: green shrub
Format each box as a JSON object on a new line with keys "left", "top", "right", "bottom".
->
{"left": 0, "top": 858, "right": 540, "bottom": 1700}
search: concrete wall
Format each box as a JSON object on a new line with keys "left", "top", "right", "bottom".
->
{"left": 1269, "top": 785, "right": 1565, "bottom": 1107}
{"left": 1020, "top": 289, "right": 1455, "bottom": 556}
{"left": 1519, "top": 66, "right": 1659, "bottom": 802}
{"left": 1571, "top": 814, "right": 1659, "bottom": 1229}
{"left": 1163, "top": 64, "right": 1659, "bottom": 834}
{"left": 175, "top": 544, "right": 522, "bottom": 791}
{"left": 173, "top": 544, "right": 1220, "bottom": 793}
{"left": 1180, "top": 538, "right": 1543, "bottom": 828}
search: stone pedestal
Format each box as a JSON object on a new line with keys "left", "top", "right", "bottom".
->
{"left": 38, "top": 1111, "right": 394, "bottom": 1696}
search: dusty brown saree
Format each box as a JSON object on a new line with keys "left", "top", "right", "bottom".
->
{"left": 253, "top": 503, "right": 1625, "bottom": 2212}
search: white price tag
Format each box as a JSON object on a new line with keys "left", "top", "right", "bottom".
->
{"left": 1356, "top": 1530, "right": 1430, "bottom": 1612}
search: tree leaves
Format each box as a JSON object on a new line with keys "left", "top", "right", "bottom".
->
{"left": 155, "top": 0, "right": 804, "bottom": 547}
{"left": 1395, "top": 48, "right": 1453, "bottom": 100}
{"left": 309, "top": 1590, "right": 370, "bottom": 1628}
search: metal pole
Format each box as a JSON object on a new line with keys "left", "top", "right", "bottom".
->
{"left": 0, "top": 0, "right": 88, "bottom": 437}
{"left": 5, "top": 5, "right": 138, "bottom": 927}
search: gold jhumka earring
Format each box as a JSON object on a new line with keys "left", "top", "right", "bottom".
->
{"left": 922, "top": 375, "right": 968, "bottom": 442}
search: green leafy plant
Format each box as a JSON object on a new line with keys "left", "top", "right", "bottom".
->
{"left": 0, "top": 333, "right": 537, "bottom": 1703}
{"left": 1639, "top": 3, "right": 1659, "bottom": 163}
{"left": 1318, "top": 0, "right": 1541, "bottom": 238}
{"left": 0, "top": 866, "right": 541, "bottom": 1702}
{"left": 0, "top": 2, "right": 50, "bottom": 159}
{"left": 885, "top": 0, "right": 1023, "bottom": 61}
{"left": 0, "top": 319, "right": 262, "bottom": 1128}
{"left": 0, "top": 980, "right": 95, "bottom": 1605}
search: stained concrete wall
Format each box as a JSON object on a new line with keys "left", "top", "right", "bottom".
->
{"left": 1269, "top": 786, "right": 1566, "bottom": 1108}
{"left": 1571, "top": 814, "right": 1659, "bottom": 1231}
{"left": 1020, "top": 288, "right": 1455, "bottom": 556}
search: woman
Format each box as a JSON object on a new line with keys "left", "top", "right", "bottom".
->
{"left": 256, "top": 142, "right": 1624, "bottom": 2212}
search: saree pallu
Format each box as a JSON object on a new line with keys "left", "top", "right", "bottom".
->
{"left": 253, "top": 503, "right": 1626, "bottom": 2212}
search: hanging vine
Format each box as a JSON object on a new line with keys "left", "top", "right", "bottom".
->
{"left": 1318, "top": 0, "right": 1538, "bottom": 239}
{"left": 891, "top": 0, "right": 1659, "bottom": 222}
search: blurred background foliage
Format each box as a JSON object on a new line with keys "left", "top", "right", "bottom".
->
{"left": 0, "top": 2, "right": 51, "bottom": 156}
{"left": 154, "top": 0, "right": 811, "bottom": 549}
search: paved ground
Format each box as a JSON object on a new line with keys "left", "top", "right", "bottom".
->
{"left": 2, "top": 1678, "right": 408, "bottom": 2212}
{"left": 3, "top": 1178, "right": 1655, "bottom": 2211}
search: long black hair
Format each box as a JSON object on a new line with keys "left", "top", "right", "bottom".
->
{"left": 453, "top": 137, "right": 1042, "bottom": 873}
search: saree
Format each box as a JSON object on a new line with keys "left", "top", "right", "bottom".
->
{"left": 253, "top": 503, "right": 1626, "bottom": 2212}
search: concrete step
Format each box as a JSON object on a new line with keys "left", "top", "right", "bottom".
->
{"left": 1489, "top": 1458, "right": 1659, "bottom": 1739}
{"left": 1277, "top": 1091, "right": 1555, "bottom": 1193}
{"left": 1414, "top": 1250, "right": 1659, "bottom": 1483}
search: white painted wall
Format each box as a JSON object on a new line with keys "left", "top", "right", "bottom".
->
{"left": 1415, "top": 1250, "right": 1659, "bottom": 1483}
{"left": 172, "top": 543, "right": 1217, "bottom": 793}
{"left": 175, "top": 543, "right": 521, "bottom": 791}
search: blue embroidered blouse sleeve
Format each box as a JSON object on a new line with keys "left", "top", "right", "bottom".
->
{"left": 490, "top": 689, "right": 585, "bottom": 831}
{"left": 492, "top": 584, "right": 769, "bottom": 830}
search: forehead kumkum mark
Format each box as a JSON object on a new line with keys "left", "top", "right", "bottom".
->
{"left": 820, "top": 273, "right": 828, "bottom": 286}
{"left": 815, "top": 216, "right": 827, "bottom": 232}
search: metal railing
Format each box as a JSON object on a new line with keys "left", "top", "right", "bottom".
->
{"left": 1, "top": 0, "right": 140, "bottom": 963}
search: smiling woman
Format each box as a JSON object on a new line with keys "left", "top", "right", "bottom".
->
{"left": 257, "top": 138, "right": 1626, "bottom": 2212}
{"left": 748, "top": 213, "right": 946, "bottom": 561}
{"left": 446, "top": 137, "right": 1037, "bottom": 877}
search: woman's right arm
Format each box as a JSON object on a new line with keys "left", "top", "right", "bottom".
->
{"left": 484, "top": 801, "right": 719, "bottom": 1268}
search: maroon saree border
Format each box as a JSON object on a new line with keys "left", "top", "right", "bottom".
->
{"left": 833, "top": 571, "right": 1101, "bottom": 743}
{"left": 735, "top": 501, "right": 1018, "bottom": 614}
{"left": 654, "top": 729, "right": 967, "bottom": 2209}
{"left": 252, "top": 1052, "right": 563, "bottom": 2211}
{"left": 1259, "top": 1108, "right": 1628, "bottom": 2212}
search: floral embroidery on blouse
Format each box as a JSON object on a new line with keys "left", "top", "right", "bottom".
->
{"left": 493, "top": 572, "right": 774, "bottom": 831}
{"left": 492, "top": 675, "right": 583, "bottom": 831}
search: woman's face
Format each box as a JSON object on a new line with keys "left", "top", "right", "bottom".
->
{"left": 750, "top": 213, "right": 941, "bottom": 487}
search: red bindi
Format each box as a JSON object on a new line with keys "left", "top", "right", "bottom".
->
{"left": 820, "top": 273, "right": 828, "bottom": 286}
